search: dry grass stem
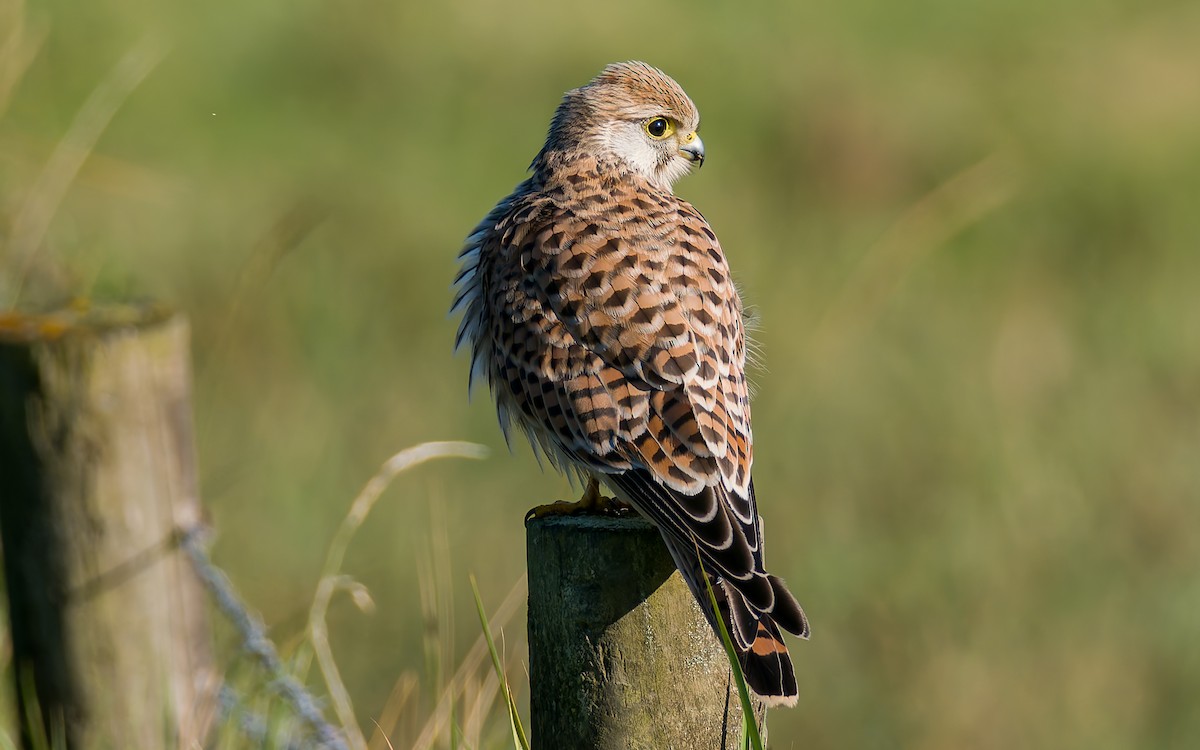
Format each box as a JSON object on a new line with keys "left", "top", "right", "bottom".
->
{"left": 7, "top": 33, "right": 168, "bottom": 306}
{"left": 408, "top": 573, "right": 526, "bottom": 750}
{"left": 463, "top": 668, "right": 500, "bottom": 748}
{"left": 0, "top": 0, "right": 47, "bottom": 120}
{"left": 309, "top": 441, "right": 488, "bottom": 750}
{"left": 366, "top": 673, "right": 418, "bottom": 750}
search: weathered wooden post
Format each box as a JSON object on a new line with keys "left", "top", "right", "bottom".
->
{"left": 527, "top": 514, "right": 760, "bottom": 750}
{"left": 0, "top": 304, "right": 214, "bottom": 747}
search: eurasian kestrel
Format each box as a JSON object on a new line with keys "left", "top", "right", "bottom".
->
{"left": 452, "top": 61, "right": 809, "bottom": 705}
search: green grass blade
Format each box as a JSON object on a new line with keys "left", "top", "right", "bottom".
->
{"left": 469, "top": 575, "right": 530, "bottom": 750}
{"left": 18, "top": 669, "right": 51, "bottom": 750}
{"left": 697, "top": 557, "right": 764, "bottom": 750}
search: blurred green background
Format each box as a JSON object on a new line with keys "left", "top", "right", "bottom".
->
{"left": 3, "top": 0, "right": 1200, "bottom": 746}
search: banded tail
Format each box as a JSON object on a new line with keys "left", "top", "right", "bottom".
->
{"left": 661, "top": 533, "right": 808, "bottom": 706}
{"left": 608, "top": 471, "right": 810, "bottom": 706}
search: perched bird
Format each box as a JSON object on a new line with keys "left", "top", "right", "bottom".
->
{"left": 452, "top": 61, "right": 809, "bottom": 705}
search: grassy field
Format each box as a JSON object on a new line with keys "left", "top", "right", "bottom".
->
{"left": 3, "top": 0, "right": 1200, "bottom": 746}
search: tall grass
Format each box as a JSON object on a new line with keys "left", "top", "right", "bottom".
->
{"left": 196, "top": 441, "right": 536, "bottom": 750}
{"left": 469, "top": 576, "right": 528, "bottom": 750}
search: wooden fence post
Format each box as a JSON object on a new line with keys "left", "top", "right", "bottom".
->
{"left": 0, "top": 304, "right": 214, "bottom": 748}
{"left": 527, "top": 514, "right": 759, "bottom": 750}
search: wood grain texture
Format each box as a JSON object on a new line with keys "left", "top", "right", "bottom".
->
{"left": 527, "top": 514, "right": 764, "bottom": 750}
{"left": 0, "top": 305, "right": 213, "bottom": 748}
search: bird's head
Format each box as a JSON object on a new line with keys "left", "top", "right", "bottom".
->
{"left": 538, "top": 61, "right": 704, "bottom": 191}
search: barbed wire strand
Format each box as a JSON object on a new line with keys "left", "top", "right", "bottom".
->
{"left": 179, "top": 526, "right": 349, "bottom": 750}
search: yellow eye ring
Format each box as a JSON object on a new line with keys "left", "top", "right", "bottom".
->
{"left": 644, "top": 117, "right": 675, "bottom": 140}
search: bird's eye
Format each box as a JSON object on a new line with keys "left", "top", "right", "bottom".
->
{"left": 644, "top": 117, "right": 674, "bottom": 139}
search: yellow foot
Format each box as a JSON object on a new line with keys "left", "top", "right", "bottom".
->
{"left": 525, "top": 478, "right": 634, "bottom": 521}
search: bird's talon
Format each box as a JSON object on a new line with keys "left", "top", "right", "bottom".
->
{"left": 525, "top": 500, "right": 578, "bottom": 521}
{"left": 525, "top": 478, "right": 635, "bottom": 521}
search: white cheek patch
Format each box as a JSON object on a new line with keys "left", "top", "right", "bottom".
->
{"left": 601, "top": 122, "right": 666, "bottom": 177}
{"left": 594, "top": 120, "right": 696, "bottom": 191}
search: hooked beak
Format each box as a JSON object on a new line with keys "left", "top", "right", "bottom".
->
{"left": 679, "top": 131, "right": 705, "bottom": 167}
